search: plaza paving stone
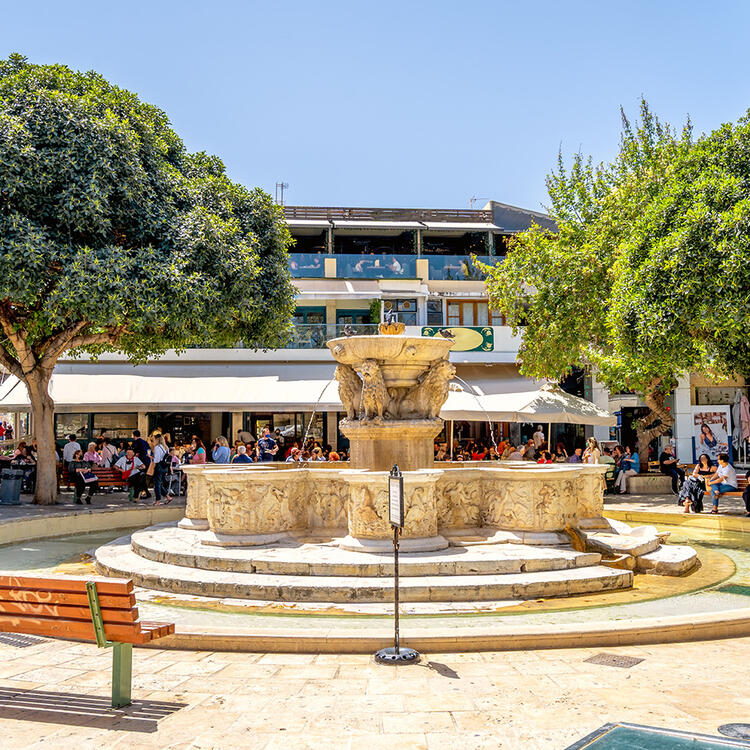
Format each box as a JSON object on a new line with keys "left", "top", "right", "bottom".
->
{"left": 0, "top": 636, "right": 747, "bottom": 748}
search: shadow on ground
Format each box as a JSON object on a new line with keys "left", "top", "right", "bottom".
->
{"left": 0, "top": 686, "right": 186, "bottom": 733}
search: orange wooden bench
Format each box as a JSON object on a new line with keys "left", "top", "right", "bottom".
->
{"left": 0, "top": 574, "right": 174, "bottom": 707}
{"left": 59, "top": 467, "right": 127, "bottom": 498}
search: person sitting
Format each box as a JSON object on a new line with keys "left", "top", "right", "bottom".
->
{"left": 212, "top": 436, "right": 231, "bottom": 464}
{"left": 568, "top": 447, "right": 583, "bottom": 463}
{"left": 537, "top": 451, "right": 554, "bottom": 464}
{"left": 506, "top": 444, "right": 523, "bottom": 461}
{"left": 554, "top": 441, "right": 568, "bottom": 462}
{"left": 328, "top": 451, "right": 341, "bottom": 461}
{"left": 114, "top": 449, "right": 146, "bottom": 503}
{"left": 707, "top": 452, "right": 738, "bottom": 513}
{"left": 189, "top": 438, "right": 207, "bottom": 464}
{"left": 67, "top": 449, "right": 98, "bottom": 504}
{"left": 286, "top": 447, "right": 301, "bottom": 463}
{"left": 659, "top": 445, "right": 685, "bottom": 495}
{"left": 691, "top": 453, "right": 714, "bottom": 492}
{"left": 583, "top": 437, "right": 601, "bottom": 464}
{"left": 615, "top": 446, "right": 640, "bottom": 494}
{"left": 231, "top": 445, "right": 254, "bottom": 464}
{"left": 600, "top": 446, "right": 616, "bottom": 489}
{"left": 83, "top": 442, "right": 103, "bottom": 466}
{"left": 311, "top": 447, "right": 327, "bottom": 462}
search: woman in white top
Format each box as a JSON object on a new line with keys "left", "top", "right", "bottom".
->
{"left": 151, "top": 434, "right": 171, "bottom": 505}
{"left": 582, "top": 437, "right": 601, "bottom": 464}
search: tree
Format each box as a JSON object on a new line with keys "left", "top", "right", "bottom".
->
{"left": 483, "top": 100, "right": 701, "bottom": 464}
{"left": 0, "top": 55, "right": 295, "bottom": 503}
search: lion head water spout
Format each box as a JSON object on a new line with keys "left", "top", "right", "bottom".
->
{"left": 327, "top": 332, "right": 455, "bottom": 472}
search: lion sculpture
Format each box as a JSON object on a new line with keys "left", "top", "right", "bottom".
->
{"left": 394, "top": 358, "right": 456, "bottom": 419}
{"left": 335, "top": 364, "right": 363, "bottom": 420}
{"left": 358, "top": 359, "right": 389, "bottom": 422}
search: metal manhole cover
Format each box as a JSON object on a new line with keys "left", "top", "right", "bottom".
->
{"left": 718, "top": 724, "right": 750, "bottom": 741}
{"left": 584, "top": 653, "right": 644, "bottom": 669}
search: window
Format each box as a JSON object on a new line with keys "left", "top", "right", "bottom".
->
{"left": 426, "top": 299, "right": 443, "bottom": 325}
{"left": 446, "top": 300, "right": 504, "bottom": 327}
{"left": 383, "top": 298, "right": 417, "bottom": 325}
{"left": 55, "top": 413, "right": 89, "bottom": 441}
{"left": 93, "top": 413, "right": 138, "bottom": 439}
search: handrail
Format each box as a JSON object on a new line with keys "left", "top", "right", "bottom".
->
{"left": 284, "top": 206, "right": 493, "bottom": 222}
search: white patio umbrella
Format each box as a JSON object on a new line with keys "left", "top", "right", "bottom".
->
{"left": 440, "top": 383, "right": 615, "bottom": 426}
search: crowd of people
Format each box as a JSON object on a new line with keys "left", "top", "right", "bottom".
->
{"left": 53, "top": 425, "right": 349, "bottom": 505}
{"left": 0, "top": 420, "right": 14, "bottom": 441}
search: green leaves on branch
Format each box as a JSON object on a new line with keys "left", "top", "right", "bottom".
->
{"left": 0, "top": 55, "right": 296, "bottom": 364}
{"left": 483, "top": 98, "right": 750, "bottom": 403}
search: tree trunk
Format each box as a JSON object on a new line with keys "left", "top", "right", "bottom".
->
{"left": 635, "top": 379, "right": 675, "bottom": 471}
{"left": 25, "top": 371, "right": 57, "bottom": 505}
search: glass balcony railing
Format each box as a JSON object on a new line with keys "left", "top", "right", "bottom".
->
{"left": 283, "top": 323, "right": 379, "bottom": 348}
{"left": 289, "top": 253, "right": 327, "bottom": 278}
{"left": 336, "top": 254, "right": 417, "bottom": 278}
{"left": 284, "top": 323, "right": 328, "bottom": 348}
{"left": 427, "top": 255, "right": 497, "bottom": 280}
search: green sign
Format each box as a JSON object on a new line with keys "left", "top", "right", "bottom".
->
{"left": 421, "top": 326, "right": 494, "bottom": 352}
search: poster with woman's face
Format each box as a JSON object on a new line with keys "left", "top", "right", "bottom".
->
{"left": 692, "top": 406, "right": 731, "bottom": 462}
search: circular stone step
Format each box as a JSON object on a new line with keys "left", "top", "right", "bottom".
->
{"left": 130, "top": 523, "right": 603, "bottom": 577}
{"left": 95, "top": 531, "right": 633, "bottom": 603}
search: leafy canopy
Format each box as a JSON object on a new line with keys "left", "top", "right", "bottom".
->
{"left": 0, "top": 53, "right": 295, "bottom": 368}
{"left": 481, "top": 99, "right": 744, "bottom": 401}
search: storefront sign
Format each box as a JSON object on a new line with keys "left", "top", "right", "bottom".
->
{"left": 421, "top": 326, "right": 494, "bottom": 352}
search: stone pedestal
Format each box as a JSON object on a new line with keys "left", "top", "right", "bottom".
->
{"left": 340, "top": 419, "right": 443, "bottom": 472}
{"left": 178, "top": 465, "right": 210, "bottom": 531}
{"left": 341, "top": 469, "right": 447, "bottom": 552}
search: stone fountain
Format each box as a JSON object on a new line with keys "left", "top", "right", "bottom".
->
{"left": 95, "top": 327, "right": 700, "bottom": 608}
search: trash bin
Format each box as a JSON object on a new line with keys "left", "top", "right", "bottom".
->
{"left": 0, "top": 468, "right": 24, "bottom": 505}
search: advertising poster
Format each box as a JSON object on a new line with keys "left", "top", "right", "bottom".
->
{"left": 691, "top": 405, "right": 731, "bottom": 462}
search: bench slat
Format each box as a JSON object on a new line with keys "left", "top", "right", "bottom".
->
{"left": 0, "top": 600, "right": 138, "bottom": 623}
{"left": 0, "top": 613, "right": 150, "bottom": 644}
{"left": 0, "top": 575, "right": 133, "bottom": 596}
{"left": 0, "top": 589, "right": 136, "bottom": 609}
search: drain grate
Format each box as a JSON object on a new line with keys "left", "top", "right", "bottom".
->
{"left": 584, "top": 652, "right": 644, "bottom": 669}
{"left": 0, "top": 634, "right": 48, "bottom": 648}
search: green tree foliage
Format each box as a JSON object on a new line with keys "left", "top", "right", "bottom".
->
{"left": 483, "top": 99, "right": 720, "bottom": 463}
{"left": 0, "top": 54, "right": 295, "bottom": 502}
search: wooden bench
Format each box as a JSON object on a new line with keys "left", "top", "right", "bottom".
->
{"left": 0, "top": 574, "right": 174, "bottom": 707}
{"left": 59, "top": 467, "right": 127, "bottom": 497}
{"left": 719, "top": 475, "right": 748, "bottom": 498}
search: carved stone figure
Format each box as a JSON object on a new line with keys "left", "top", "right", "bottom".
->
{"left": 358, "top": 359, "right": 389, "bottom": 422}
{"left": 393, "top": 358, "right": 456, "bottom": 419}
{"left": 335, "top": 364, "right": 362, "bottom": 420}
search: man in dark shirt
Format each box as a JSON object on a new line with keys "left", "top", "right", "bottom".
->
{"left": 659, "top": 445, "right": 685, "bottom": 495}
{"left": 256, "top": 426, "right": 278, "bottom": 462}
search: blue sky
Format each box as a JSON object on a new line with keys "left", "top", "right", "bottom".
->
{"left": 3, "top": 1, "right": 750, "bottom": 212}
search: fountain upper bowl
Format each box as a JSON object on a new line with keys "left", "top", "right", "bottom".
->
{"left": 326, "top": 335, "right": 453, "bottom": 388}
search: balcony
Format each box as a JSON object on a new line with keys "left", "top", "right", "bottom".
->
{"left": 289, "top": 253, "right": 326, "bottom": 278}
{"left": 336, "top": 254, "right": 417, "bottom": 279}
{"left": 284, "top": 205, "right": 493, "bottom": 222}
{"left": 427, "top": 255, "right": 498, "bottom": 281}
{"left": 283, "top": 323, "right": 379, "bottom": 349}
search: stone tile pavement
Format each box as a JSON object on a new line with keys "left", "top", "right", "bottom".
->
{"left": 605, "top": 491, "right": 749, "bottom": 516}
{"left": 0, "top": 635, "right": 748, "bottom": 749}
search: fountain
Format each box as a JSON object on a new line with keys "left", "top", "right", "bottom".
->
{"left": 95, "top": 328, "right": 700, "bottom": 608}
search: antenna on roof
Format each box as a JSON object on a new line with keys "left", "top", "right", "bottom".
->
{"left": 469, "top": 196, "right": 489, "bottom": 209}
{"left": 275, "top": 182, "right": 289, "bottom": 205}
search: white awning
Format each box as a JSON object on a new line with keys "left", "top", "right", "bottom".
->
{"left": 332, "top": 220, "right": 424, "bottom": 230}
{"left": 294, "top": 278, "right": 380, "bottom": 300}
{"left": 0, "top": 374, "right": 342, "bottom": 413}
{"left": 421, "top": 222, "right": 502, "bottom": 232}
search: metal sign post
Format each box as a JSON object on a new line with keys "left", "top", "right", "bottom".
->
{"left": 374, "top": 465, "right": 420, "bottom": 665}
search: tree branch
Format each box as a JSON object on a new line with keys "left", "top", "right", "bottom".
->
{"left": 38, "top": 320, "right": 89, "bottom": 369}
{"left": 0, "top": 304, "right": 36, "bottom": 375}
{"left": 0, "top": 345, "right": 24, "bottom": 380}
{"left": 67, "top": 326, "right": 126, "bottom": 351}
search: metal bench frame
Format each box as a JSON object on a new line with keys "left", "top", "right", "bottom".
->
{"left": 85, "top": 581, "right": 132, "bottom": 708}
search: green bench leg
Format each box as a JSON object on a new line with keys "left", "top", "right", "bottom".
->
{"left": 111, "top": 642, "right": 132, "bottom": 708}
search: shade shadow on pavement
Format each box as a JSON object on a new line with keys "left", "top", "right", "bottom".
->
{"left": 0, "top": 686, "right": 186, "bottom": 733}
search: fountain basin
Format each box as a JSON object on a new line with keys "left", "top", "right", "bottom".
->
{"left": 326, "top": 335, "right": 453, "bottom": 388}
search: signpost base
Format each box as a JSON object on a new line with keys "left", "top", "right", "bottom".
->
{"left": 374, "top": 646, "right": 420, "bottom": 665}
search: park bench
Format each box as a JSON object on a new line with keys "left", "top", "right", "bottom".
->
{"left": 0, "top": 574, "right": 174, "bottom": 707}
{"left": 59, "top": 466, "right": 127, "bottom": 497}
